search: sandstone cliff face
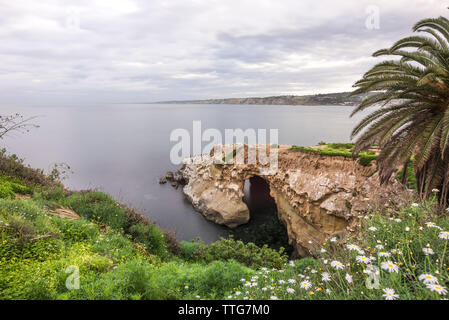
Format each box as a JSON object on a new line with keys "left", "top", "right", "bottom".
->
{"left": 180, "top": 145, "right": 412, "bottom": 257}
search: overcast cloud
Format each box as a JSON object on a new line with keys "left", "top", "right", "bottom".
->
{"left": 0, "top": 0, "right": 447, "bottom": 104}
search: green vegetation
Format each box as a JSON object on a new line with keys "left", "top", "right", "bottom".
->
{"left": 0, "top": 145, "right": 447, "bottom": 300}
{"left": 0, "top": 185, "right": 275, "bottom": 300}
{"left": 0, "top": 150, "right": 286, "bottom": 300}
{"left": 0, "top": 176, "right": 31, "bottom": 199}
{"left": 350, "top": 16, "right": 449, "bottom": 209}
{"left": 290, "top": 143, "right": 378, "bottom": 167}
{"left": 179, "top": 236, "right": 287, "bottom": 269}
{"left": 227, "top": 200, "right": 449, "bottom": 300}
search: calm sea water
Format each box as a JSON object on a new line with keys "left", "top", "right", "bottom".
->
{"left": 0, "top": 104, "right": 369, "bottom": 243}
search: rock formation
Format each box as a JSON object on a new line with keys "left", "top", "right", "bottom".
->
{"left": 179, "top": 144, "right": 412, "bottom": 257}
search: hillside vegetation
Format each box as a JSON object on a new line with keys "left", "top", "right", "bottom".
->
{"left": 0, "top": 149, "right": 447, "bottom": 300}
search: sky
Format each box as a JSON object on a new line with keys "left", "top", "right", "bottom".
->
{"left": 0, "top": 0, "right": 447, "bottom": 104}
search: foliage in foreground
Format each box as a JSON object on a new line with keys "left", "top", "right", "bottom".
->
{"left": 0, "top": 194, "right": 260, "bottom": 300}
{"left": 0, "top": 146, "right": 448, "bottom": 300}
{"left": 0, "top": 174, "right": 289, "bottom": 300}
{"left": 227, "top": 199, "right": 449, "bottom": 300}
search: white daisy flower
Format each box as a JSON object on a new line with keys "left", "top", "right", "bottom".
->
{"left": 347, "top": 244, "right": 361, "bottom": 252}
{"left": 278, "top": 280, "right": 286, "bottom": 284}
{"left": 300, "top": 280, "right": 312, "bottom": 290}
{"left": 270, "top": 296, "right": 278, "bottom": 300}
{"left": 394, "top": 218, "right": 402, "bottom": 223}
{"left": 356, "top": 255, "right": 372, "bottom": 264}
{"left": 411, "top": 203, "right": 419, "bottom": 207}
{"left": 422, "top": 248, "right": 434, "bottom": 255}
{"left": 288, "top": 279, "right": 296, "bottom": 284}
{"left": 320, "top": 248, "right": 327, "bottom": 253}
{"left": 382, "top": 288, "right": 399, "bottom": 300}
{"left": 262, "top": 287, "right": 267, "bottom": 291}
{"left": 432, "top": 188, "right": 439, "bottom": 193}
{"left": 419, "top": 274, "right": 439, "bottom": 285}
{"left": 381, "top": 261, "right": 399, "bottom": 273}
{"left": 288, "top": 260, "right": 295, "bottom": 266}
{"left": 375, "top": 245, "right": 384, "bottom": 250}
{"left": 330, "top": 237, "right": 337, "bottom": 243}
{"left": 426, "top": 284, "right": 448, "bottom": 295}
{"left": 235, "top": 291, "right": 241, "bottom": 296}
{"left": 311, "top": 269, "right": 317, "bottom": 274}
{"left": 345, "top": 273, "right": 353, "bottom": 283}
{"left": 405, "top": 227, "right": 410, "bottom": 232}
{"left": 331, "top": 260, "right": 345, "bottom": 270}
{"left": 378, "top": 251, "right": 391, "bottom": 257}
{"left": 438, "top": 231, "right": 449, "bottom": 240}
{"left": 286, "top": 287, "right": 295, "bottom": 294}
{"left": 426, "top": 222, "right": 439, "bottom": 228}
{"left": 390, "top": 249, "right": 402, "bottom": 255}
{"left": 368, "top": 227, "right": 377, "bottom": 231}
{"left": 321, "top": 272, "right": 331, "bottom": 282}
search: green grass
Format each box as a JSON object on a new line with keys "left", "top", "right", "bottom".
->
{"left": 60, "top": 191, "right": 128, "bottom": 230}
{"left": 290, "top": 143, "right": 378, "bottom": 167}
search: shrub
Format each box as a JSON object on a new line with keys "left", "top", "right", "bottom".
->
{"left": 163, "top": 229, "right": 181, "bottom": 255}
{"left": 179, "top": 239, "right": 206, "bottom": 260}
{"left": 0, "top": 175, "right": 32, "bottom": 198}
{"left": 0, "top": 148, "right": 58, "bottom": 188}
{"left": 128, "top": 223, "right": 169, "bottom": 258}
{"left": 181, "top": 236, "right": 287, "bottom": 269}
{"left": 62, "top": 191, "right": 127, "bottom": 230}
{"left": 34, "top": 186, "right": 66, "bottom": 202}
{"left": 53, "top": 217, "right": 100, "bottom": 243}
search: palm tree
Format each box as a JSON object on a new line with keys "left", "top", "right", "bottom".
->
{"left": 351, "top": 16, "right": 449, "bottom": 210}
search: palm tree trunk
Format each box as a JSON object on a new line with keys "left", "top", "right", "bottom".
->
{"left": 401, "top": 158, "right": 410, "bottom": 185}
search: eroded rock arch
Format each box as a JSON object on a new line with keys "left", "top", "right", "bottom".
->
{"left": 180, "top": 145, "right": 411, "bottom": 257}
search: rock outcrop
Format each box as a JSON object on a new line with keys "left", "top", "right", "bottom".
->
{"left": 179, "top": 144, "right": 412, "bottom": 257}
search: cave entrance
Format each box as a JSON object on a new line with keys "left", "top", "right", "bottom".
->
{"left": 229, "top": 175, "right": 294, "bottom": 256}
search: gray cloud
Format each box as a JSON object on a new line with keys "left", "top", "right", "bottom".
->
{"left": 0, "top": 0, "right": 447, "bottom": 104}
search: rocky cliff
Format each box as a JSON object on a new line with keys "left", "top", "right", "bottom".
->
{"left": 178, "top": 144, "right": 412, "bottom": 257}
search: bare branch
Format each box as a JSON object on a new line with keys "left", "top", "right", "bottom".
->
{"left": 0, "top": 113, "right": 39, "bottom": 140}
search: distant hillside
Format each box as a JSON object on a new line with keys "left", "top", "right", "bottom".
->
{"left": 154, "top": 92, "right": 373, "bottom": 106}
